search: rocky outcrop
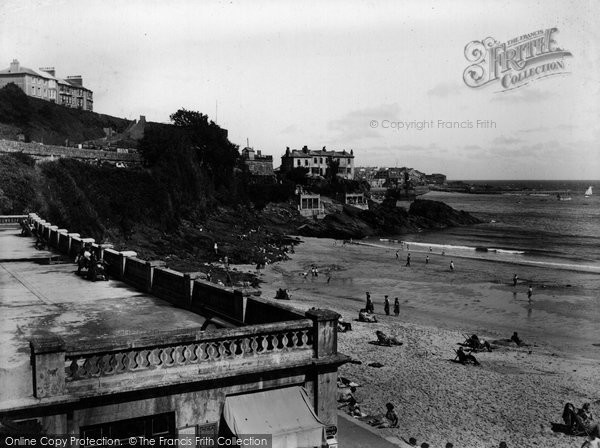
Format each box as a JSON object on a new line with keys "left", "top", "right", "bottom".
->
{"left": 408, "top": 199, "right": 481, "bottom": 227}
{"left": 296, "top": 199, "right": 482, "bottom": 239}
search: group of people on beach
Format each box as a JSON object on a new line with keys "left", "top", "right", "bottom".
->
{"left": 363, "top": 292, "right": 400, "bottom": 317}
{"left": 395, "top": 244, "right": 455, "bottom": 269}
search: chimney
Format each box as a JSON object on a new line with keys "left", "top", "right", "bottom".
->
{"left": 9, "top": 59, "right": 20, "bottom": 73}
{"left": 66, "top": 75, "right": 83, "bottom": 86}
{"left": 40, "top": 67, "right": 56, "bottom": 77}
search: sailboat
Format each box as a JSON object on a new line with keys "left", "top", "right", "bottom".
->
{"left": 584, "top": 186, "right": 593, "bottom": 198}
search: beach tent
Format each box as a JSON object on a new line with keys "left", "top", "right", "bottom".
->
{"left": 222, "top": 386, "right": 326, "bottom": 448}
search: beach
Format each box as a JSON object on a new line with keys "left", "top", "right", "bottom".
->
{"left": 252, "top": 237, "right": 600, "bottom": 448}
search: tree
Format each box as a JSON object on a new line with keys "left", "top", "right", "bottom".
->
{"left": 169, "top": 108, "right": 239, "bottom": 188}
{"left": 325, "top": 157, "right": 340, "bottom": 183}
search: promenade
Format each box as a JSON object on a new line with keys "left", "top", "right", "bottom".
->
{"left": 0, "top": 225, "right": 208, "bottom": 407}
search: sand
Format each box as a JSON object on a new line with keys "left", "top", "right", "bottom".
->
{"left": 242, "top": 237, "right": 600, "bottom": 448}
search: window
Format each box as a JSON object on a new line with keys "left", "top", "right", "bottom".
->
{"left": 313, "top": 158, "right": 317, "bottom": 163}
{"left": 31, "top": 86, "right": 35, "bottom": 95}
{"left": 297, "top": 160, "right": 301, "bottom": 166}
{"left": 319, "top": 158, "right": 323, "bottom": 163}
{"left": 304, "top": 160, "right": 308, "bottom": 166}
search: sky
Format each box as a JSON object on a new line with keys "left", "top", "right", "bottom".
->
{"left": 1, "top": 0, "right": 599, "bottom": 179}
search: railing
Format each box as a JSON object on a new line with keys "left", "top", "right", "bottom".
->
{"left": 63, "top": 320, "right": 314, "bottom": 382}
{"left": 0, "top": 215, "right": 27, "bottom": 224}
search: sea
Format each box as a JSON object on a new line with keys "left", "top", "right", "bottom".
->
{"left": 369, "top": 180, "right": 600, "bottom": 273}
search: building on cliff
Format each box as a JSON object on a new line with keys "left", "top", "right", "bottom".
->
{"left": 240, "top": 146, "right": 275, "bottom": 182}
{"left": 0, "top": 214, "right": 347, "bottom": 446}
{"left": 0, "top": 59, "right": 93, "bottom": 111}
{"left": 281, "top": 146, "right": 355, "bottom": 180}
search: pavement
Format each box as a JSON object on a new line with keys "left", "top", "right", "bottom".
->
{"left": 337, "top": 411, "right": 413, "bottom": 448}
{"left": 0, "top": 225, "right": 209, "bottom": 408}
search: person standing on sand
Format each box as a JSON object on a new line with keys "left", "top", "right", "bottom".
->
{"left": 425, "top": 255, "right": 429, "bottom": 264}
{"left": 396, "top": 250, "right": 399, "bottom": 260}
{"left": 384, "top": 295, "right": 390, "bottom": 315}
{"left": 527, "top": 286, "right": 533, "bottom": 301}
{"left": 406, "top": 253, "right": 411, "bottom": 267}
{"left": 513, "top": 274, "right": 518, "bottom": 287}
{"left": 394, "top": 297, "right": 400, "bottom": 316}
{"left": 214, "top": 242, "right": 218, "bottom": 255}
{"left": 366, "top": 292, "right": 374, "bottom": 313}
{"left": 450, "top": 260, "right": 454, "bottom": 271}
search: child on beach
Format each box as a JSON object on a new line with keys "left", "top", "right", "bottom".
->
{"left": 384, "top": 296, "right": 390, "bottom": 315}
{"left": 394, "top": 298, "right": 400, "bottom": 316}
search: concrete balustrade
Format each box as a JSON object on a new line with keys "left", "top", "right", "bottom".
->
{"left": 4, "top": 213, "right": 346, "bottom": 429}
{"left": 0, "top": 215, "right": 27, "bottom": 224}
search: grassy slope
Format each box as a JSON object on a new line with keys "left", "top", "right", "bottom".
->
{"left": 0, "top": 84, "right": 131, "bottom": 144}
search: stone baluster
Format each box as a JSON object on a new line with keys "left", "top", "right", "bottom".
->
{"left": 30, "top": 336, "right": 66, "bottom": 399}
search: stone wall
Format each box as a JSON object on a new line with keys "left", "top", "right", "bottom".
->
{"left": 0, "top": 139, "right": 141, "bottom": 164}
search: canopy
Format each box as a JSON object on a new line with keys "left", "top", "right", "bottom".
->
{"left": 222, "top": 386, "right": 326, "bottom": 448}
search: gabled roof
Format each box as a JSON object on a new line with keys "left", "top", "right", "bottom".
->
{"left": 0, "top": 65, "right": 56, "bottom": 80}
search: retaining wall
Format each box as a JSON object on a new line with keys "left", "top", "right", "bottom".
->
{"left": 0, "top": 139, "right": 141, "bottom": 164}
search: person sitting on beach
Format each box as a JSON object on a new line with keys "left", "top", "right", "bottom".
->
{"left": 577, "top": 403, "right": 600, "bottom": 436}
{"left": 359, "top": 308, "right": 378, "bottom": 323}
{"left": 375, "top": 330, "right": 402, "bottom": 346}
{"left": 562, "top": 402, "right": 600, "bottom": 436}
{"left": 337, "top": 386, "right": 357, "bottom": 404}
{"left": 368, "top": 403, "right": 399, "bottom": 428}
{"left": 455, "top": 347, "right": 480, "bottom": 366}
{"left": 338, "top": 317, "right": 352, "bottom": 332}
{"left": 510, "top": 332, "right": 523, "bottom": 346}
{"left": 468, "top": 334, "right": 492, "bottom": 352}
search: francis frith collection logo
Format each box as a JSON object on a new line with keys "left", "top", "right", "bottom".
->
{"left": 463, "top": 28, "right": 572, "bottom": 91}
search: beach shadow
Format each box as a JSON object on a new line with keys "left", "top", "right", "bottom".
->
{"left": 549, "top": 422, "right": 587, "bottom": 437}
{"left": 368, "top": 341, "right": 403, "bottom": 347}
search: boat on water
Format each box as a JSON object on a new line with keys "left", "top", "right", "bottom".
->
{"left": 557, "top": 192, "right": 572, "bottom": 201}
{"left": 584, "top": 186, "right": 593, "bottom": 198}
